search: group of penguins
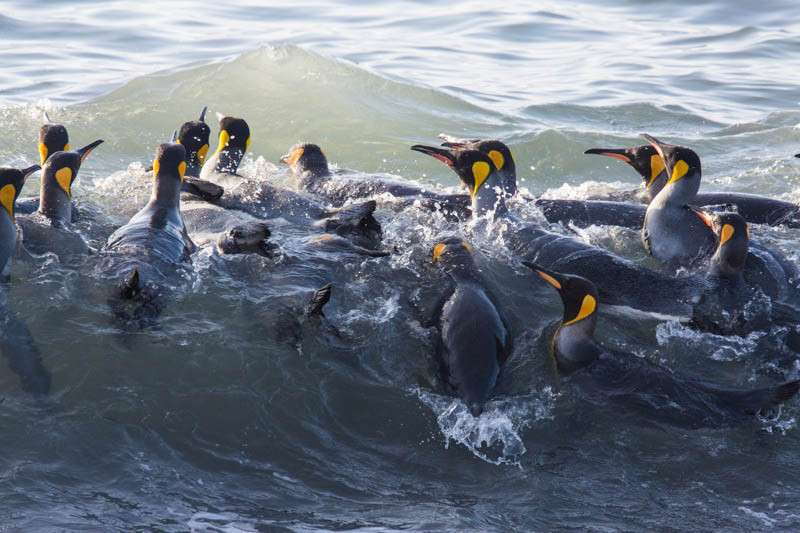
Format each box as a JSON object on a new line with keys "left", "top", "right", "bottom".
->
{"left": 2, "top": 106, "right": 800, "bottom": 429}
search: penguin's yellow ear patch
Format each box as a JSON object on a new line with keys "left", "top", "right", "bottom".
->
{"left": 215, "top": 130, "right": 231, "bottom": 154}
{"left": 461, "top": 241, "right": 472, "bottom": 253}
{"left": 153, "top": 159, "right": 160, "bottom": 175}
{"left": 471, "top": 161, "right": 491, "bottom": 198}
{"left": 433, "top": 243, "right": 447, "bottom": 262}
{"left": 720, "top": 224, "right": 735, "bottom": 246}
{"left": 178, "top": 161, "right": 186, "bottom": 182}
{"left": 38, "top": 143, "right": 48, "bottom": 166}
{"left": 488, "top": 150, "right": 505, "bottom": 171}
{"left": 665, "top": 159, "right": 689, "bottom": 186}
{"left": 55, "top": 167, "right": 72, "bottom": 198}
{"left": 0, "top": 184, "right": 15, "bottom": 223}
{"left": 197, "top": 144, "right": 209, "bottom": 164}
{"left": 245, "top": 135, "right": 251, "bottom": 151}
{"left": 564, "top": 294, "right": 596, "bottom": 326}
{"left": 647, "top": 154, "right": 666, "bottom": 188}
{"left": 64, "top": 143, "right": 70, "bottom": 151}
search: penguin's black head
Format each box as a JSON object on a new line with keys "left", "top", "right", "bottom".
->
{"left": 524, "top": 262, "right": 599, "bottom": 327}
{"left": 585, "top": 144, "right": 664, "bottom": 189}
{"left": 442, "top": 138, "right": 516, "bottom": 175}
{"left": 214, "top": 114, "right": 251, "bottom": 153}
{"left": 411, "top": 145, "right": 499, "bottom": 198}
{"left": 178, "top": 107, "right": 211, "bottom": 166}
{"left": 42, "top": 139, "right": 103, "bottom": 199}
{"left": 281, "top": 142, "right": 330, "bottom": 177}
{"left": 641, "top": 134, "right": 701, "bottom": 189}
{"left": 691, "top": 208, "right": 749, "bottom": 274}
{"left": 38, "top": 121, "right": 69, "bottom": 166}
{"left": 0, "top": 165, "right": 40, "bottom": 223}
{"left": 153, "top": 143, "right": 187, "bottom": 183}
{"left": 432, "top": 236, "right": 474, "bottom": 269}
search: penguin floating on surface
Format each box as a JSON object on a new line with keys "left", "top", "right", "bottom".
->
{"left": 526, "top": 263, "right": 800, "bottom": 428}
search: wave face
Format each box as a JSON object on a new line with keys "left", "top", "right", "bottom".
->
{"left": 1, "top": 2, "right": 800, "bottom": 531}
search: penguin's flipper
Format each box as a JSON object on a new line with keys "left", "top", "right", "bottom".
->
{"left": 306, "top": 283, "right": 332, "bottom": 317}
{"left": 318, "top": 200, "right": 377, "bottom": 229}
{"left": 181, "top": 177, "right": 224, "bottom": 201}
{"left": 318, "top": 200, "right": 382, "bottom": 249}
{"left": 216, "top": 222, "right": 274, "bottom": 257}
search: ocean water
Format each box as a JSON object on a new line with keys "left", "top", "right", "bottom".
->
{"left": 2, "top": 1, "right": 800, "bottom": 531}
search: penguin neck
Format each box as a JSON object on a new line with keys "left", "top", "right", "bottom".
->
{"left": 473, "top": 182, "right": 509, "bottom": 220}
{"left": 553, "top": 316, "right": 601, "bottom": 374}
{"left": 650, "top": 177, "right": 699, "bottom": 210}
{"left": 150, "top": 174, "right": 182, "bottom": 208}
{"left": 499, "top": 168, "right": 517, "bottom": 198}
{"left": 38, "top": 175, "right": 71, "bottom": 224}
{"left": 185, "top": 155, "right": 203, "bottom": 178}
{"left": 707, "top": 247, "right": 746, "bottom": 283}
{"left": 443, "top": 260, "right": 480, "bottom": 284}
{"left": 644, "top": 172, "right": 669, "bottom": 202}
{"left": 295, "top": 163, "right": 331, "bottom": 191}
{"left": 213, "top": 147, "right": 244, "bottom": 174}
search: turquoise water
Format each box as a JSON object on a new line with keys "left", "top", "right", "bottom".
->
{"left": 2, "top": 1, "right": 800, "bottom": 531}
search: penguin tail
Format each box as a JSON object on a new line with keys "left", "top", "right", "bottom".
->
{"left": 118, "top": 267, "right": 141, "bottom": 300}
{"left": 306, "top": 283, "right": 332, "bottom": 317}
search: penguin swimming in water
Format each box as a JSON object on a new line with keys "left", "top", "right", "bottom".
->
{"left": 281, "top": 142, "right": 470, "bottom": 216}
{"left": 526, "top": 263, "right": 800, "bottom": 427}
{"left": 639, "top": 135, "right": 800, "bottom": 299}
{"left": 428, "top": 237, "right": 511, "bottom": 416}
{"left": 102, "top": 142, "right": 195, "bottom": 323}
{"left": 0, "top": 165, "right": 41, "bottom": 273}
{"left": 174, "top": 107, "right": 224, "bottom": 201}
{"left": 438, "top": 136, "right": 652, "bottom": 229}
{"left": 587, "top": 142, "right": 800, "bottom": 228}
{"left": 410, "top": 143, "right": 708, "bottom": 317}
{"left": 0, "top": 166, "right": 51, "bottom": 396}
{"left": 15, "top": 112, "right": 71, "bottom": 215}
{"left": 15, "top": 140, "right": 103, "bottom": 258}
{"left": 640, "top": 134, "right": 717, "bottom": 268}
{"left": 191, "top": 114, "right": 382, "bottom": 250}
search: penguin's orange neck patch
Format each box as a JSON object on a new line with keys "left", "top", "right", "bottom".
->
{"left": 0, "top": 184, "right": 16, "bottom": 224}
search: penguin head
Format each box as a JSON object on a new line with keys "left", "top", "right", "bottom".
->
{"left": 410, "top": 145, "right": 500, "bottom": 199}
{"left": 524, "top": 262, "right": 599, "bottom": 333}
{"left": 177, "top": 106, "right": 211, "bottom": 168}
{"left": 0, "top": 165, "right": 40, "bottom": 224}
{"left": 441, "top": 138, "right": 517, "bottom": 196}
{"left": 641, "top": 134, "right": 701, "bottom": 203}
{"left": 38, "top": 113, "right": 69, "bottom": 166}
{"left": 432, "top": 236, "right": 474, "bottom": 271}
{"left": 41, "top": 139, "right": 103, "bottom": 200}
{"left": 214, "top": 113, "right": 251, "bottom": 155}
{"left": 691, "top": 208, "right": 749, "bottom": 276}
{"left": 153, "top": 142, "right": 187, "bottom": 183}
{"left": 281, "top": 142, "right": 330, "bottom": 179}
{"left": 585, "top": 144, "right": 666, "bottom": 192}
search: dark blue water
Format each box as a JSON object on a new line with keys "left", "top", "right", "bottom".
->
{"left": 1, "top": 1, "right": 800, "bottom": 531}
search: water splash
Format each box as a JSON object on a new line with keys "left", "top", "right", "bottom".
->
{"left": 414, "top": 387, "right": 555, "bottom": 466}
